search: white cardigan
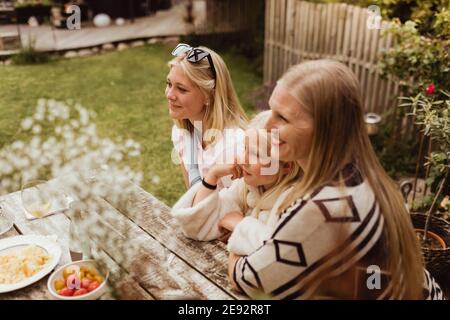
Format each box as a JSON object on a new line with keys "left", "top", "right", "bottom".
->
{"left": 171, "top": 178, "right": 293, "bottom": 256}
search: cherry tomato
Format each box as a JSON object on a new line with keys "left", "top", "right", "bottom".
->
{"left": 73, "top": 288, "right": 89, "bottom": 296}
{"left": 81, "top": 278, "right": 92, "bottom": 289}
{"left": 87, "top": 281, "right": 100, "bottom": 292}
{"left": 59, "top": 287, "right": 75, "bottom": 296}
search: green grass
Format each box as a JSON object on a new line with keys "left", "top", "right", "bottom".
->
{"left": 0, "top": 44, "right": 261, "bottom": 206}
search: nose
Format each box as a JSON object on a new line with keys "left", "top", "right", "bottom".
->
{"left": 265, "top": 114, "right": 277, "bottom": 131}
{"left": 166, "top": 87, "right": 176, "bottom": 101}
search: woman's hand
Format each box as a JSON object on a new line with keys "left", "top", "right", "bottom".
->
{"left": 219, "top": 211, "right": 244, "bottom": 233}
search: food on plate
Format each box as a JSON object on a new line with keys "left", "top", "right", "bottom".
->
{"left": 54, "top": 264, "right": 105, "bottom": 297}
{"left": 0, "top": 245, "right": 50, "bottom": 284}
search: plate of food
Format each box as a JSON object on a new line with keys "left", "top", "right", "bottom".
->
{"left": 0, "top": 235, "right": 61, "bottom": 293}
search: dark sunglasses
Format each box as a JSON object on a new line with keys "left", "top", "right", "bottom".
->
{"left": 171, "top": 43, "right": 217, "bottom": 82}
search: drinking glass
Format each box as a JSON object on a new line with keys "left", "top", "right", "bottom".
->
{"left": 21, "top": 180, "right": 53, "bottom": 218}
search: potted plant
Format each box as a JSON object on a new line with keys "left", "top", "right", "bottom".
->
{"left": 380, "top": 6, "right": 450, "bottom": 277}
{"left": 399, "top": 88, "right": 450, "bottom": 276}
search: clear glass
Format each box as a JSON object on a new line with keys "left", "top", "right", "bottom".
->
{"left": 68, "top": 201, "right": 91, "bottom": 261}
{"left": 21, "top": 180, "right": 52, "bottom": 218}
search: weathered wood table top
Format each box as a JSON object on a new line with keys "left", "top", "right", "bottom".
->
{"left": 0, "top": 176, "right": 243, "bottom": 300}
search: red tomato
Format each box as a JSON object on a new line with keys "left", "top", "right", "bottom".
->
{"left": 87, "top": 281, "right": 100, "bottom": 292}
{"left": 73, "top": 288, "right": 89, "bottom": 296}
{"left": 81, "top": 278, "right": 92, "bottom": 289}
{"left": 59, "top": 288, "right": 75, "bottom": 296}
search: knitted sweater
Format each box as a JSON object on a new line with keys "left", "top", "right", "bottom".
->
{"left": 232, "top": 164, "right": 444, "bottom": 300}
{"left": 171, "top": 178, "right": 293, "bottom": 256}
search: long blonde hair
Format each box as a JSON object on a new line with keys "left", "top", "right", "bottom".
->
{"left": 277, "top": 60, "right": 424, "bottom": 299}
{"left": 168, "top": 46, "right": 248, "bottom": 144}
{"left": 243, "top": 111, "right": 302, "bottom": 219}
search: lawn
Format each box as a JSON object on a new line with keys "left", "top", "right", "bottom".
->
{"left": 0, "top": 44, "right": 261, "bottom": 206}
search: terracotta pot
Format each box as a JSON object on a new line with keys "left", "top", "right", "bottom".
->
{"left": 415, "top": 229, "right": 447, "bottom": 249}
{"left": 410, "top": 213, "right": 450, "bottom": 277}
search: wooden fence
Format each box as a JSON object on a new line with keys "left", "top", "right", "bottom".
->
{"left": 264, "top": 0, "right": 415, "bottom": 140}
{"left": 202, "top": 0, "right": 261, "bottom": 33}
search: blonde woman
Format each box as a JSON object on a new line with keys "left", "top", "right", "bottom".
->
{"left": 167, "top": 43, "right": 248, "bottom": 189}
{"left": 171, "top": 111, "right": 302, "bottom": 256}
{"left": 229, "top": 60, "right": 443, "bottom": 300}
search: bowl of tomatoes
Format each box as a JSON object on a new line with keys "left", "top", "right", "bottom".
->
{"left": 47, "top": 260, "right": 109, "bottom": 300}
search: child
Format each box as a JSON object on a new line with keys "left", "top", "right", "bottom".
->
{"left": 171, "top": 111, "right": 302, "bottom": 256}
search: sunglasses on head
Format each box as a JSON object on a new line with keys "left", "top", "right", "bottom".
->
{"left": 171, "top": 43, "right": 217, "bottom": 82}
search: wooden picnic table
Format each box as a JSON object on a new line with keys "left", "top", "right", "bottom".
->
{"left": 0, "top": 175, "right": 243, "bottom": 300}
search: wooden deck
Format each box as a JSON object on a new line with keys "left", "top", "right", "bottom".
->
{"left": 0, "top": 1, "right": 206, "bottom": 53}
{"left": 0, "top": 175, "right": 244, "bottom": 300}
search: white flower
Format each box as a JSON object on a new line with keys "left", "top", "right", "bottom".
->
{"left": 151, "top": 175, "right": 160, "bottom": 185}
{"left": 78, "top": 108, "right": 90, "bottom": 126}
{"left": 128, "top": 150, "right": 140, "bottom": 157}
{"left": 30, "top": 137, "right": 41, "bottom": 149}
{"left": 70, "top": 120, "right": 79, "bottom": 128}
{"left": 32, "top": 125, "right": 42, "bottom": 134}
{"left": 11, "top": 141, "right": 25, "bottom": 150}
{"left": 21, "top": 118, "right": 33, "bottom": 130}
{"left": 125, "top": 139, "right": 135, "bottom": 148}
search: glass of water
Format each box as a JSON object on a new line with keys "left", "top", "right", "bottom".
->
{"left": 21, "top": 180, "right": 53, "bottom": 218}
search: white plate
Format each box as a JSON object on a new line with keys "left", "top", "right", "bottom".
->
{"left": 0, "top": 235, "right": 62, "bottom": 293}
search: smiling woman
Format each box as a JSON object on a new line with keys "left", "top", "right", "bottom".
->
{"left": 166, "top": 43, "right": 248, "bottom": 190}
{"left": 230, "top": 59, "right": 443, "bottom": 300}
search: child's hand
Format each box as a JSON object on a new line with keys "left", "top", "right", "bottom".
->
{"left": 219, "top": 211, "right": 244, "bottom": 233}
